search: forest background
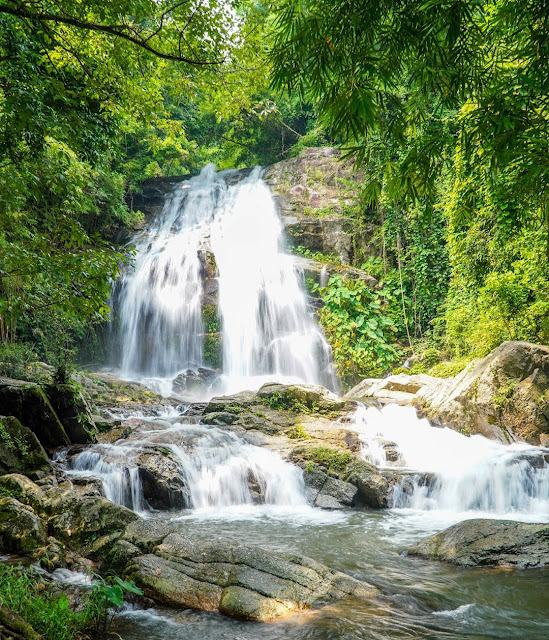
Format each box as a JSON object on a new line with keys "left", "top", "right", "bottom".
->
{"left": 1, "top": 0, "right": 547, "bottom": 387}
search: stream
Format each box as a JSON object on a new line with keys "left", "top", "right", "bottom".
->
{"left": 71, "top": 165, "right": 549, "bottom": 638}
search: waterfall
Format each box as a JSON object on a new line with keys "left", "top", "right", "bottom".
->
{"left": 113, "top": 164, "right": 336, "bottom": 392}
{"left": 349, "top": 404, "right": 549, "bottom": 518}
{"left": 58, "top": 416, "right": 308, "bottom": 513}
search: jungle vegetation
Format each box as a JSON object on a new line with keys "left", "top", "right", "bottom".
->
{"left": 0, "top": 0, "right": 547, "bottom": 383}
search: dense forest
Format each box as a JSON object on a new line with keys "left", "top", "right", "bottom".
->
{"left": 1, "top": 0, "right": 548, "bottom": 385}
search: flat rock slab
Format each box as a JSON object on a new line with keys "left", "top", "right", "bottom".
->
{"left": 408, "top": 519, "right": 549, "bottom": 568}
{"left": 123, "top": 528, "right": 379, "bottom": 621}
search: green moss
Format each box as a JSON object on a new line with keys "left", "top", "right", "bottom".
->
{"left": 304, "top": 446, "right": 353, "bottom": 473}
{"left": 429, "top": 356, "right": 472, "bottom": 378}
{"left": 286, "top": 424, "right": 311, "bottom": 440}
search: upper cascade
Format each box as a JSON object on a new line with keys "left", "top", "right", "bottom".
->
{"left": 112, "top": 164, "right": 337, "bottom": 393}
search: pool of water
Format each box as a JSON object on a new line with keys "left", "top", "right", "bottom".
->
{"left": 111, "top": 507, "right": 549, "bottom": 640}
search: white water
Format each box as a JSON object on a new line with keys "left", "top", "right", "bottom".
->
{"left": 113, "top": 164, "right": 336, "bottom": 393}
{"left": 350, "top": 403, "right": 549, "bottom": 519}
{"left": 60, "top": 414, "right": 308, "bottom": 514}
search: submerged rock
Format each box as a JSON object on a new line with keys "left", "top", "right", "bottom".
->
{"left": 123, "top": 530, "right": 379, "bottom": 621}
{"left": 408, "top": 519, "right": 549, "bottom": 568}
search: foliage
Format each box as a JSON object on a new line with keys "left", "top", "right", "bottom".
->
{"left": 304, "top": 446, "right": 353, "bottom": 473}
{"left": 0, "top": 564, "right": 143, "bottom": 640}
{"left": 315, "top": 275, "right": 400, "bottom": 386}
{"left": 286, "top": 424, "right": 311, "bottom": 439}
{"left": 294, "top": 245, "right": 341, "bottom": 264}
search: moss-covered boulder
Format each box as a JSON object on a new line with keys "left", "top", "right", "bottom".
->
{"left": 0, "top": 417, "right": 50, "bottom": 475}
{"left": 0, "top": 497, "right": 47, "bottom": 554}
{"left": 408, "top": 519, "right": 549, "bottom": 568}
{"left": 44, "top": 489, "right": 140, "bottom": 548}
{"left": 123, "top": 531, "right": 379, "bottom": 621}
{"left": 0, "top": 474, "right": 46, "bottom": 511}
{"left": 45, "top": 384, "right": 96, "bottom": 444}
{"left": 0, "top": 380, "right": 69, "bottom": 449}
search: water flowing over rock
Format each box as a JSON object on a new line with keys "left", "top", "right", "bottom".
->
{"left": 113, "top": 164, "right": 336, "bottom": 393}
{"left": 408, "top": 519, "right": 549, "bottom": 567}
{"left": 347, "top": 341, "right": 549, "bottom": 445}
{"left": 347, "top": 403, "right": 549, "bottom": 518}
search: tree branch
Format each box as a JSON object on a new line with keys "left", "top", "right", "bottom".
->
{"left": 0, "top": 5, "right": 224, "bottom": 66}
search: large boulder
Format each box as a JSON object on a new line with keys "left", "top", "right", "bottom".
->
{"left": 44, "top": 489, "right": 140, "bottom": 548}
{"left": 416, "top": 341, "right": 549, "bottom": 444}
{"left": 408, "top": 519, "right": 549, "bottom": 568}
{"left": 0, "top": 380, "right": 70, "bottom": 449}
{"left": 346, "top": 374, "right": 439, "bottom": 405}
{"left": 0, "top": 417, "right": 50, "bottom": 475}
{"left": 0, "top": 497, "right": 47, "bottom": 554}
{"left": 135, "top": 449, "right": 189, "bottom": 510}
{"left": 124, "top": 531, "right": 379, "bottom": 621}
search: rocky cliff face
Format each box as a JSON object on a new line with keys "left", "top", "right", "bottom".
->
{"left": 264, "top": 147, "right": 379, "bottom": 267}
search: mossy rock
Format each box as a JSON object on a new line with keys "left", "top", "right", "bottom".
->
{"left": 0, "top": 417, "right": 50, "bottom": 475}
{"left": 0, "top": 606, "right": 41, "bottom": 640}
{"left": 44, "top": 384, "right": 96, "bottom": 444}
{"left": 0, "top": 381, "right": 69, "bottom": 449}
{"left": 0, "top": 497, "right": 47, "bottom": 554}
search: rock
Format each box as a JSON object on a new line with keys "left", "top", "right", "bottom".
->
{"left": 172, "top": 368, "right": 219, "bottom": 396}
{"left": 256, "top": 383, "right": 346, "bottom": 413}
{"left": 264, "top": 147, "right": 379, "bottom": 266}
{"left": 346, "top": 464, "right": 391, "bottom": 509}
{"left": 124, "top": 532, "right": 379, "bottom": 621}
{"left": 44, "top": 490, "right": 140, "bottom": 548}
{"left": 345, "top": 374, "right": 438, "bottom": 405}
{"left": 292, "top": 256, "right": 378, "bottom": 290}
{"left": 0, "top": 474, "right": 46, "bottom": 511}
{"left": 0, "top": 381, "right": 70, "bottom": 449}
{"left": 44, "top": 384, "right": 96, "bottom": 444}
{"left": 0, "top": 497, "right": 47, "bottom": 554}
{"left": 0, "top": 606, "right": 40, "bottom": 640}
{"left": 303, "top": 469, "right": 358, "bottom": 509}
{"left": 202, "top": 391, "right": 256, "bottom": 415}
{"left": 408, "top": 519, "right": 549, "bottom": 568}
{"left": 416, "top": 341, "right": 549, "bottom": 444}
{"left": 135, "top": 449, "right": 189, "bottom": 509}
{"left": 0, "top": 417, "right": 50, "bottom": 475}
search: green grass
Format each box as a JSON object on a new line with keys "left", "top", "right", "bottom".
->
{"left": 0, "top": 565, "right": 106, "bottom": 640}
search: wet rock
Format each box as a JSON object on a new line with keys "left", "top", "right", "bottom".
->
{"left": 0, "top": 380, "right": 70, "bottom": 449}
{"left": 136, "top": 449, "right": 189, "bottom": 510}
{"left": 303, "top": 468, "right": 358, "bottom": 509}
{"left": 172, "top": 368, "right": 219, "bottom": 396}
{"left": 257, "top": 383, "right": 346, "bottom": 413}
{"left": 0, "top": 497, "right": 47, "bottom": 554}
{"left": 44, "top": 489, "right": 140, "bottom": 548}
{"left": 44, "top": 384, "right": 96, "bottom": 444}
{"left": 0, "top": 606, "right": 40, "bottom": 640}
{"left": 124, "top": 532, "right": 379, "bottom": 621}
{"left": 31, "top": 536, "right": 68, "bottom": 571}
{"left": 408, "top": 519, "right": 549, "bottom": 568}
{"left": 346, "top": 374, "right": 438, "bottom": 405}
{"left": 0, "top": 417, "right": 50, "bottom": 475}
{"left": 0, "top": 474, "right": 46, "bottom": 512}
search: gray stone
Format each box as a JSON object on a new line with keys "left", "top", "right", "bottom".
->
{"left": 0, "top": 417, "right": 50, "bottom": 475}
{"left": 0, "top": 497, "right": 47, "bottom": 554}
{"left": 408, "top": 518, "right": 549, "bottom": 568}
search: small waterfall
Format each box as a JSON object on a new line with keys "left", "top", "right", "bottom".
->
{"left": 113, "top": 164, "right": 336, "bottom": 392}
{"left": 349, "top": 404, "right": 549, "bottom": 518}
{"left": 59, "top": 445, "right": 145, "bottom": 512}
{"left": 57, "top": 416, "right": 308, "bottom": 513}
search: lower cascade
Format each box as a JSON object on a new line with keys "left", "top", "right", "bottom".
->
{"left": 351, "top": 403, "right": 549, "bottom": 518}
{"left": 57, "top": 410, "right": 308, "bottom": 513}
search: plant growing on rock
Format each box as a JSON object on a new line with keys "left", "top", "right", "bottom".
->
{"left": 315, "top": 275, "right": 400, "bottom": 386}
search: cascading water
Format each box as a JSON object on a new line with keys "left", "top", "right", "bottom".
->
{"left": 112, "top": 164, "right": 336, "bottom": 393}
{"left": 58, "top": 411, "right": 308, "bottom": 514}
{"left": 349, "top": 403, "right": 549, "bottom": 519}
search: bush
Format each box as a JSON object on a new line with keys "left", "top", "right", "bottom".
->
{"left": 0, "top": 343, "right": 37, "bottom": 378}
